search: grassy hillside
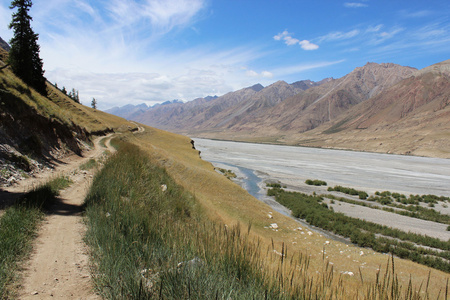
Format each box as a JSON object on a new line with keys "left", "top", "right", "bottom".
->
{"left": 0, "top": 55, "right": 136, "bottom": 176}
{"left": 95, "top": 127, "right": 449, "bottom": 299}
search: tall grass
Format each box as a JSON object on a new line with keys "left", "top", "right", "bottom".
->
{"left": 84, "top": 140, "right": 348, "bottom": 299}
{"left": 84, "top": 139, "right": 441, "bottom": 299}
{"left": 0, "top": 176, "right": 72, "bottom": 298}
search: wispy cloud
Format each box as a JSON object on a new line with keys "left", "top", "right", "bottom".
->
{"left": 271, "top": 60, "right": 346, "bottom": 77}
{"left": 274, "top": 31, "right": 319, "bottom": 50}
{"left": 245, "top": 69, "right": 273, "bottom": 78}
{"left": 318, "top": 29, "right": 360, "bottom": 42}
{"left": 371, "top": 27, "right": 404, "bottom": 45}
{"left": 344, "top": 2, "right": 368, "bottom": 8}
{"left": 366, "top": 24, "right": 383, "bottom": 33}
{"left": 400, "top": 10, "right": 433, "bottom": 18}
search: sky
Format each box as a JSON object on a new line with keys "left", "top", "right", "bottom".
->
{"left": 0, "top": 0, "right": 449, "bottom": 109}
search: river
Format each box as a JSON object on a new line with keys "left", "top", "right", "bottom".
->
{"left": 193, "top": 138, "right": 450, "bottom": 198}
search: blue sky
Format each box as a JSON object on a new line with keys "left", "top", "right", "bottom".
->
{"left": 0, "top": 0, "right": 449, "bottom": 109}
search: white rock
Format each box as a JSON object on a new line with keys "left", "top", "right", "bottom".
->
{"left": 161, "top": 184, "right": 167, "bottom": 192}
{"left": 270, "top": 223, "right": 278, "bottom": 229}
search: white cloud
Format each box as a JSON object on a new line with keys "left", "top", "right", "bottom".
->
{"left": 372, "top": 27, "right": 404, "bottom": 44}
{"left": 261, "top": 71, "right": 274, "bottom": 78}
{"left": 43, "top": 42, "right": 271, "bottom": 108}
{"left": 299, "top": 40, "right": 319, "bottom": 50}
{"left": 401, "top": 10, "right": 433, "bottom": 18}
{"left": 273, "top": 30, "right": 289, "bottom": 41}
{"left": 414, "top": 23, "right": 448, "bottom": 40}
{"left": 318, "top": 29, "right": 360, "bottom": 42}
{"left": 271, "top": 60, "right": 345, "bottom": 77}
{"left": 143, "top": 0, "right": 205, "bottom": 31}
{"left": 285, "top": 36, "right": 300, "bottom": 46}
{"left": 344, "top": 2, "right": 368, "bottom": 8}
{"left": 366, "top": 24, "right": 383, "bottom": 33}
{"left": 274, "top": 30, "right": 319, "bottom": 50}
{"left": 245, "top": 69, "right": 273, "bottom": 78}
{"left": 245, "top": 70, "right": 259, "bottom": 77}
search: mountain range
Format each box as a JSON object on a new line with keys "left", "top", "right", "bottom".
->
{"left": 107, "top": 60, "right": 450, "bottom": 157}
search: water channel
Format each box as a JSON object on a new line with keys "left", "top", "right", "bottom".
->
{"left": 194, "top": 138, "right": 450, "bottom": 198}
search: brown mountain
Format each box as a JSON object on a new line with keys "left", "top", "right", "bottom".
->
{"left": 305, "top": 59, "right": 450, "bottom": 157}
{"left": 133, "top": 79, "right": 329, "bottom": 133}
{"left": 134, "top": 84, "right": 263, "bottom": 130}
{"left": 221, "top": 62, "right": 416, "bottom": 135}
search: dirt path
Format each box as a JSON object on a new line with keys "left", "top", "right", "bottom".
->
{"left": 8, "top": 134, "right": 116, "bottom": 299}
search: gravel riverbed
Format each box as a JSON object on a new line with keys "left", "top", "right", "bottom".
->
{"left": 193, "top": 138, "right": 450, "bottom": 241}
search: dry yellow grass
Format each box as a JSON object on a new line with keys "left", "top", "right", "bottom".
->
{"left": 0, "top": 66, "right": 136, "bottom": 134}
{"left": 124, "top": 125, "right": 449, "bottom": 299}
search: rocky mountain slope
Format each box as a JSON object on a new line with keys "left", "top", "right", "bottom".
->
{"left": 125, "top": 62, "right": 415, "bottom": 137}
{"left": 119, "top": 79, "right": 329, "bottom": 131}
{"left": 238, "top": 62, "right": 417, "bottom": 135}
{"left": 304, "top": 59, "right": 450, "bottom": 157}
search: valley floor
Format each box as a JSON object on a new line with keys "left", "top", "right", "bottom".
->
{"left": 193, "top": 138, "right": 450, "bottom": 243}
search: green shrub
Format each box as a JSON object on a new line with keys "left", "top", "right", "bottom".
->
{"left": 268, "top": 187, "right": 450, "bottom": 272}
{"left": 305, "top": 179, "right": 327, "bottom": 186}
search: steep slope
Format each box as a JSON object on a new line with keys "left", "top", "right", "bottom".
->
{"left": 227, "top": 62, "right": 416, "bottom": 135}
{"left": 134, "top": 84, "right": 264, "bottom": 130}
{"left": 196, "top": 80, "right": 307, "bottom": 130}
{"left": 308, "top": 59, "right": 450, "bottom": 157}
{"left": 0, "top": 55, "right": 136, "bottom": 184}
{"left": 134, "top": 79, "right": 326, "bottom": 133}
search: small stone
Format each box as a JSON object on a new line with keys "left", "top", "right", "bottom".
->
{"left": 31, "top": 291, "right": 39, "bottom": 295}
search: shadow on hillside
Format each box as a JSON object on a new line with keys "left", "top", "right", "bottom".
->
{"left": 0, "top": 188, "right": 24, "bottom": 211}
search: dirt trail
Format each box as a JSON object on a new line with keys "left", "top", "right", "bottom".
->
{"left": 7, "top": 134, "right": 116, "bottom": 299}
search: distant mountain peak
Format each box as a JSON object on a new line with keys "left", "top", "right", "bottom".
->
{"left": 417, "top": 59, "right": 450, "bottom": 76}
{"left": 249, "top": 83, "right": 264, "bottom": 92}
{"left": 160, "top": 99, "right": 184, "bottom": 106}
